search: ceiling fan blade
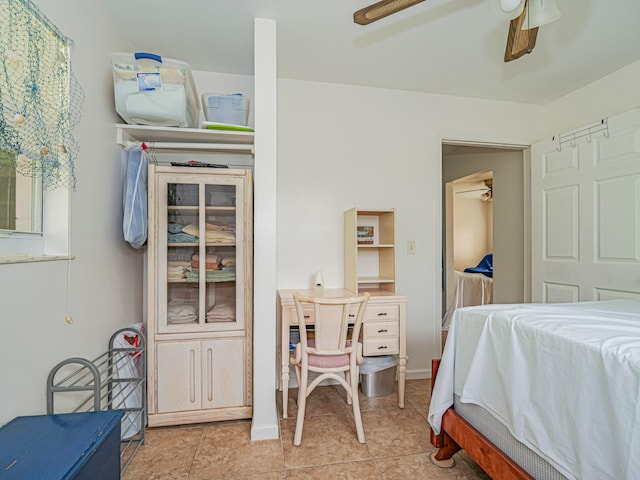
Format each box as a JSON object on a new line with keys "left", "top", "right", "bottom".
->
{"left": 456, "top": 188, "right": 490, "bottom": 194}
{"left": 504, "top": 0, "right": 538, "bottom": 62}
{"left": 354, "top": 0, "right": 426, "bottom": 25}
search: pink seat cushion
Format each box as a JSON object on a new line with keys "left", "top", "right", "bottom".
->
{"left": 308, "top": 352, "right": 350, "bottom": 368}
{"left": 294, "top": 339, "right": 352, "bottom": 368}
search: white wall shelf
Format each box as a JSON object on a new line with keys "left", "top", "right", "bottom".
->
{"left": 116, "top": 124, "right": 254, "bottom": 154}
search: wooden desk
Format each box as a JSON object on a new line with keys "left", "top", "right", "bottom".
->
{"left": 277, "top": 288, "right": 407, "bottom": 418}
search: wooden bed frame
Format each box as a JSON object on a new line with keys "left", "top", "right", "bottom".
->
{"left": 430, "top": 359, "right": 534, "bottom": 480}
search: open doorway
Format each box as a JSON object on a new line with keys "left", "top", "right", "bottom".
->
{"left": 441, "top": 143, "right": 528, "bottom": 348}
{"left": 442, "top": 170, "right": 494, "bottom": 329}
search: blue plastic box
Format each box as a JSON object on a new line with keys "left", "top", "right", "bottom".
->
{"left": 0, "top": 410, "right": 124, "bottom": 479}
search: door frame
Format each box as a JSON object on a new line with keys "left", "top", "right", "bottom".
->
{"left": 434, "top": 136, "right": 532, "bottom": 353}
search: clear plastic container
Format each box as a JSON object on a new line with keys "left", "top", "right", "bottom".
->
{"left": 111, "top": 52, "right": 199, "bottom": 128}
{"left": 201, "top": 93, "right": 250, "bottom": 126}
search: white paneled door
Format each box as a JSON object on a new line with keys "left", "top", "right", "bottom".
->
{"left": 531, "top": 108, "right": 640, "bottom": 302}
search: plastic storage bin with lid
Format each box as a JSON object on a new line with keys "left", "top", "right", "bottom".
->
{"left": 201, "top": 93, "right": 250, "bottom": 127}
{"left": 111, "top": 52, "right": 199, "bottom": 128}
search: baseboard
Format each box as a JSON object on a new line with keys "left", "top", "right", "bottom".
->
{"left": 287, "top": 367, "right": 432, "bottom": 389}
{"left": 250, "top": 422, "right": 279, "bottom": 441}
{"left": 406, "top": 368, "right": 431, "bottom": 380}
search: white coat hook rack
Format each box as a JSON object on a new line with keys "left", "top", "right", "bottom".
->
{"left": 553, "top": 119, "right": 609, "bottom": 152}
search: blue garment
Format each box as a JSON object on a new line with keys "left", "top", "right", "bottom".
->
{"left": 464, "top": 254, "right": 493, "bottom": 278}
{"left": 122, "top": 144, "right": 148, "bottom": 248}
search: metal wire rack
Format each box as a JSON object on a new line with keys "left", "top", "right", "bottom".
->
{"left": 46, "top": 326, "right": 146, "bottom": 474}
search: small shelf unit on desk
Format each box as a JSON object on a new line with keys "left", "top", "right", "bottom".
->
{"left": 345, "top": 208, "right": 396, "bottom": 294}
{"left": 358, "top": 275, "right": 396, "bottom": 284}
{"left": 115, "top": 124, "right": 254, "bottom": 154}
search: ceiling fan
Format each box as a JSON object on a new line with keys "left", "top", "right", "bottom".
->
{"left": 353, "top": 0, "right": 561, "bottom": 62}
{"left": 456, "top": 179, "right": 493, "bottom": 202}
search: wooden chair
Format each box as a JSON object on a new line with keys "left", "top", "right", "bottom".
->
{"left": 291, "top": 292, "right": 370, "bottom": 446}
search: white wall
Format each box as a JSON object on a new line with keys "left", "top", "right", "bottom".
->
{"left": 452, "top": 197, "right": 492, "bottom": 271}
{"left": 0, "top": 0, "right": 140, "bottom": 426}
{"left": 276, "top": 79, "right": 544, "bottom": 377}
{"left": 542, "top": 59, "right": 640, "bottom": 137}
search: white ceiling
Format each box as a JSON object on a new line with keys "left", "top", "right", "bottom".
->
{"left": 102, "top": 0, "right": 640, "bottom": 105}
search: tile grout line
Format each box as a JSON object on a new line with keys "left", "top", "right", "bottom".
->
{"left": 186, "top": 427, "right": 206, "bottom": 479}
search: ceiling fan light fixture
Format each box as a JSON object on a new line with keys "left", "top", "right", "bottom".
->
{"left": 493, "top": 0, "right": 525, "bottom": 20}
{"left": 522, "top": 0, "right": 561, "bottom": 29}
{"left": 481, "top": 179, "right": 493, "bottom": 202}
{"left": 501, "top": 0, "right": 525, "bottom": 14}
{"left": 354, "top": 0, "right": 426, "bottom": 25}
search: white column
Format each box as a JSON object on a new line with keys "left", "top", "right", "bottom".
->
{"left": 251, "top": 17, "right": 279, "bottom": 440}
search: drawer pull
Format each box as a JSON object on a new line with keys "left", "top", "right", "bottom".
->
{"left": 304, "top": 315, "right": 310, "bottom": 319}
{"left": 349, "top": 314, "right": 355, "bottom": 318}
{"left": 377, "top": 312, "right": 388, "bottom": 316}
{"left": 377, "top": 328, "right": 388, "bottom": 333}
{"left": 378, "top": 345, "right": 388, "bottom": 350}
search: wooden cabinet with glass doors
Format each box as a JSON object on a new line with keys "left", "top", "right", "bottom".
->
{"left": 147, "top": 165, "right": 253, "bottom": 427}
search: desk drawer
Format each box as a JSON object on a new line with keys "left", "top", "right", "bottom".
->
{"left": 365, "top": 304, "right": 399, "bottom": 322}
{"left": 285, "top": 303, "right": 398, "bottom": 325}
{"left": 363, "top": 337, "right": 399, "bottom": 356}
{"left": 283, "top": 306, "right": 315, "bottom": 325}
{"left": 363, "top": 321, "right": 398, "bottom": 339}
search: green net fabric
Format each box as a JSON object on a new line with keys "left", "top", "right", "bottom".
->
{"left": 0, "top": 0, "right": 84, "bottom": 190}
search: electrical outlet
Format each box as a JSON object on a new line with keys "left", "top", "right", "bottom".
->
{"left": 407, "top": 240, "right": 416, "bottom": 254}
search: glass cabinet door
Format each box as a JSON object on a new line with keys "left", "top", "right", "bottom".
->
{"left": 157, "top": 173, "right": 246, "bottom": 333}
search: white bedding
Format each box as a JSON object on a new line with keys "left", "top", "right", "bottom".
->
{"left": 428, "top": 300, "right": 640, "bottom": 480}
{"left": 442, "top": 270, "right": 493, "bottom": 328}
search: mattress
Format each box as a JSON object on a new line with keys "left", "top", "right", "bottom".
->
{"left": 454, "top": 394, "right": 567, "bottom": 479}
{"left": 429, "top": 300, "right": 640, "bottom": 480}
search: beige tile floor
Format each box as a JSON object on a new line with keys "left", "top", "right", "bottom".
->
{"left": 123, "top": 379, "right": 490, "bottom": 480}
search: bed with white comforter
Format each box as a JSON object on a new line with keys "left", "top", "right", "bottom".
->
{"left": 428, "top": 300, "right": 640, "bottom": 480}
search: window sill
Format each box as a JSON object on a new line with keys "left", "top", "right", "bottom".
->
{"left": 0, "top": 254, "right": 75, "bottom": 265}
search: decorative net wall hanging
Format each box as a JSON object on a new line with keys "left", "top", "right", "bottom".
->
{"left": 0, "top": 0, "right": 84, "bottom": 190}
